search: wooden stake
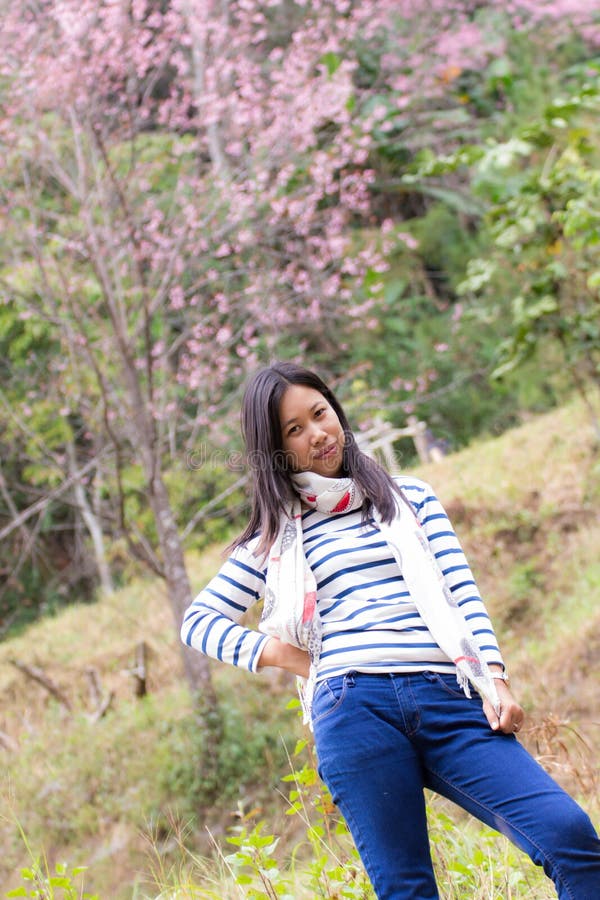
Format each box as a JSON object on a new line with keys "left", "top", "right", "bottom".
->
{"left": 133, "top": 641, "right": 147, "bottom": 698}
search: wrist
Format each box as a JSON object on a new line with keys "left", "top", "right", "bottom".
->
{"left": 490, "top": 667, "right": 510, "bottom": 685}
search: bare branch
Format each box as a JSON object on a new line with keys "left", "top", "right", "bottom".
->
{"left": 0, "top": 451, "right": 110, "bottom": 543}
{"left": 9, "top": 658, "right": 72, "bottom": 712}
{"left": 85, "top": 666, "right": 115, "bottom": 722}
{"left": 0, "top": 731, "right": 18, "bottom": 753}
{"left": 181, "top": 0, "right": 230, "bottom": 176}
{"left": 182, "top": 474, "right": 247, "bottom": 539}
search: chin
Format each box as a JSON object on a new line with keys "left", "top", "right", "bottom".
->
{"left": 319, "top": 463, "right": 343, "bottom": 478}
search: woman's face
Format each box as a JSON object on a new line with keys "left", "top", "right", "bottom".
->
{"left": 279, "top": 384, "right": 345, "bottom": 477}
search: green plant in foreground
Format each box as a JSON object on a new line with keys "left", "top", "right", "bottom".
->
{"left": 221, "top": 725, "right": 374, "bottom": 899}
{"left": 2, "top": 812, "right": 98, "bottom": 900}
{"left": 281, "top": 737, "right": 373, "bottom": 899}
{"left": 6, "top": 859, "right": 98, "bottom": 900}
{"left": 225, "top": 821, "right": 292, "bottom": 900}
{"left": 429, "top": 805, "right": 556, "bottom": 899}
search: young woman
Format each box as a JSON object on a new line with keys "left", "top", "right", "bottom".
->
{"left": 181, "top": 361, "right": 600, "bottom": 900}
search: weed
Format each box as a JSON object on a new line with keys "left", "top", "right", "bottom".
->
{"left": 6, "top": 860, "right": 98, "bottom": 900}
{"left": 3, "top": 818, "right": 97, "bottom": 900}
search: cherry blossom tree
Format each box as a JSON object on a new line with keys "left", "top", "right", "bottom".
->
{"left": 0, "top": 0, "right": 598, "bottom": 695}
{"left": 0, "top": 0, "right": 391, "bottom": 701}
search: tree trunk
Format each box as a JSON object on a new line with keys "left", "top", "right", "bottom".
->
{"left": 181, "top": 0, "right": 230, "bottom": 176}
{"left": 67, "top": 443, "right": 114, "bottom": 595}
{"left": 147, "top": 468, "right": 223, "bottom": 792}
{"left": 147, "top": 466, "right": 218, "bottom": 703}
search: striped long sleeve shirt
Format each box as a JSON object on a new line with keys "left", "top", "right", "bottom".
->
{"left": 180, "top": 476, "right": 505, "bottom": 681}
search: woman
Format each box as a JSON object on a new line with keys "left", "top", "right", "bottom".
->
{"left": 181, "top": 361, "right": 600, "bottom": 899}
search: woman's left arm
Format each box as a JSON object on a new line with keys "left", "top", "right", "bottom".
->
{"left": 403, "top": 478, "right": 525, "bottom": 735}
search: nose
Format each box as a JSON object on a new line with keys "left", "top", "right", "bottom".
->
{"left": 309, "top": 422, "right": 328, "bottom": 445}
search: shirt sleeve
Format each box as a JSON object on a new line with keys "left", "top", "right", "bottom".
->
{"left": 399, "top": 477, "right": 505, "bottom": 670}
{"left": 180, "top": 542, "right": 270, "bottom": 673}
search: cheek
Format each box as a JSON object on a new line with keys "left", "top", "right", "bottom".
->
{"left": 282, "top": 435, "right": 306, "bottom": 460}
{"left": 283, "top": 442, "right": 308, "bottom": 473}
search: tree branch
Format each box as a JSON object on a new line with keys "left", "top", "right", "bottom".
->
{"left": 9, "top": 659, "right": 72, "bottom": 712}
{"left": 0, "top": 451, "right": 110, "bottom": 543}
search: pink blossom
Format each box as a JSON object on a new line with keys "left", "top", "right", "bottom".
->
{"left": 216, "top": 325, "right": 232, "bottom": 345}
{"left": 398, "top": 233, "right": 419, "bottom": 250}
{"left": 169, "top": 286, "right": 185, "bottom": 310}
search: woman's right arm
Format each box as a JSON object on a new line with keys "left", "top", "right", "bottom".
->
{"left": 257, "top": 637, "right": 310, "bottom": 678}
{"left": 180, "top": 545, "right": 270, "bottom": 674}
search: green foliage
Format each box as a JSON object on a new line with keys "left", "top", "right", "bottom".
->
{"left": 159, "top": 692, "right": 289, "bottom": 819}
{"left": 6, "top": 860, "right": 98, "bottom": 900}
{"left": 226, "top": 823, "right": 292, "bottom": 899}
{"left": 223, "top": 738, "right": 374, "bottom": 899}
{"left": 167, "top": 462, "right": 248, "bottom": 553}
{"left": 0, "top": 560, "right": 84, "bottom": 640}
{"left": 347, "top": 232, "right": 538, "bottom": 456}
{"left": 452, "top": 71, "right": 600, "bottom": 399}
{"left": 429, "top": 806, "right": 552, "bottom": 898}
{"left": 108, "top": 134, "right": 197, "bottom": 198}
{"left": 3, "top": 817, "right": 98, "bottom": 900}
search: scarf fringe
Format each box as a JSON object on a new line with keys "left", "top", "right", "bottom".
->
{"left": 457, "top": 668, "right": 472, "bottom": 698}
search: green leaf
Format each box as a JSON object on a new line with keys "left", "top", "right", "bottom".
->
{"left": 321, "top": 51, "right": 342, "bottom": 76}
{"left": 587, "top": 271, "right": 600, "bottom": 290}
{"left": 294, "top": 738, "right": 308, "bottom": 755}
{"left": 49, "top": 876, "right": 72, "bottom": 887}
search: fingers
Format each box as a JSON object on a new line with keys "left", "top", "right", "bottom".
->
{"left": 500, "top": 701, "right": 524, "bottom": 735}
{"left": 482, "top": 698, "right": 501, "bottom": 731}
{"left": 483, "top": 695, "right": 525, "bottom": 735}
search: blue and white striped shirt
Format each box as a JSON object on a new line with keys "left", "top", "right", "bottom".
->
{"left": 180, "top": 477, "right": 504, "bottom": 680}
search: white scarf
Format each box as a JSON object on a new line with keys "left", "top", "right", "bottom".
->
{"left": 259, "top": 472, "right": 500, "bottom": 724}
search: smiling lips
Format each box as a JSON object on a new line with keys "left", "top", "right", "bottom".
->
{"left": 313, "top": 443, "right": 338, "bottom": 461}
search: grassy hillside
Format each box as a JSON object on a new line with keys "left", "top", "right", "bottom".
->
{"left": 1, "top": 398, "right": 599, "bottom": 898}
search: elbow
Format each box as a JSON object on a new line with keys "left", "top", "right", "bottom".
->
{"left": 180, "top": 611, "right": 193, "bottom": 648}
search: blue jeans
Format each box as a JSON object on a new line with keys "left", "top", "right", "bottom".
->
{"left": 312, "top": 671, "right": 600, "bottom": 900}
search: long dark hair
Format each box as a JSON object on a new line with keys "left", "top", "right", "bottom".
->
{"left": 231, "top": 361, "right": 401, "bottom": 554}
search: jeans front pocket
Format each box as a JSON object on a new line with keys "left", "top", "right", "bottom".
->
{"left": 421, "top": 669, "right": 472, "bottom": 700}
{"left": 311, "top": 674, "right": 350, "bottom": 726}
